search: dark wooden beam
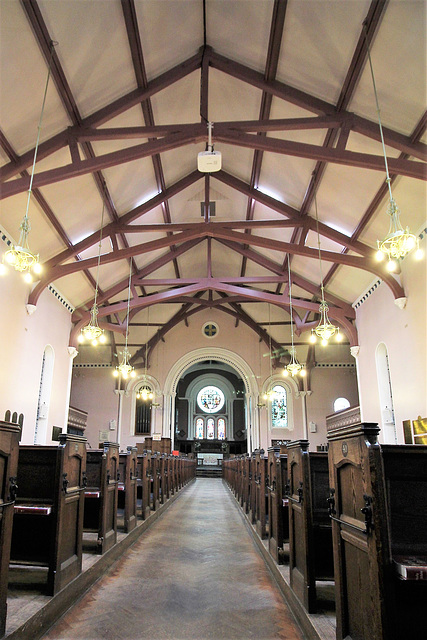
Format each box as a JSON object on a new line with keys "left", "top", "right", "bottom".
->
{"left": 240, "top": 0, "right": 288, "bottom": 277}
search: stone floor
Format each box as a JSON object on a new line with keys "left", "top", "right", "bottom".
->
{"left": 41, "top": 478, "right": 304, "bottom": 640}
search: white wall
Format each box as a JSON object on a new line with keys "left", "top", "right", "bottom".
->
{"left": 0, "top": 270, "right": 73, "bottom": 444}
{"left": 70, "top": 307, "right": 359, "bottom": 452}
{"left": 355, "top": 253, "right": 427, "bottom": 443}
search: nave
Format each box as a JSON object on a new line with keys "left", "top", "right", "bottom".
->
{"left": 41, "top": 478, "right": 304, "bottom": 640}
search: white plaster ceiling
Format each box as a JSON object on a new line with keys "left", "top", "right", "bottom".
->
{"left": 0, "top": 0, "right": 425, "bottom": 370}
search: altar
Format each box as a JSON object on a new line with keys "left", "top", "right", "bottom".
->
{"left": 197, "top": 452, "right": 223, "bottom": 466}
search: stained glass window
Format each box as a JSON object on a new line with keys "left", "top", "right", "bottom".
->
{"left": 218, "top": 418, "right": 226, "bottom": 440}
{"left": 197, "top": 385, "right": 225, "bottom": 413}
{"left": 196, "top": 417, "right": 204, "bottom": 439}
{"left": 207, "top": 418, "right": 215, "bottom": 439}
{"left": 271, "top": 385, "right": 287, "bottom": 428}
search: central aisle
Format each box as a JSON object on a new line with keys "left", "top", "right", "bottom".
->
{"left": 43, "top": 478, "right": 304, "bottom": 640}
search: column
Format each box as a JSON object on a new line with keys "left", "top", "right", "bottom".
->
{"left": 162, "top": 393, "right": 175, "bottom": 449}
{"left": 115, "top": 389, "right": 125, "bottom": 447}
{"left": 300, "top": 391, "right": 308, "bottom": 440}
{"left": 350, "top": 346, "right": 363, "bottom": 420}
{"left": 63, "top": 347, "right": 79, "bottom": 433}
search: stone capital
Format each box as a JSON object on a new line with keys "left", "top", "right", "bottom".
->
{"left": 350, "top": 346, "right": 360, "bottom": 358}
{"left": 67, "top": 346, "right": 79, "bottom": 359}
{"left": 394, "top": 297, "right": 407, "bottom": 310}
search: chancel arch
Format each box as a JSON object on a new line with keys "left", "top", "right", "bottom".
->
{"left": 163, "top": 347, "right": 259, "bottom": 453}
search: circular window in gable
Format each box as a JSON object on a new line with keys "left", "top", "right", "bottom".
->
{"left": 202, "top": 322, "right": 219, "bottom": 338}
{"left": 197, "top": 385, "right": 225, "bottom": 413}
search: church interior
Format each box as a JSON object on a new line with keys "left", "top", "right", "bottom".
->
{"left": 0, "top": 1, "right": 426, "bottom": 639}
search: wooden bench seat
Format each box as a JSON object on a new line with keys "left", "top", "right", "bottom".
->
{"left": 267, "top": 446, "right": 289, "bottom": 564}
{"left": 0, "top": 420, "right": 20, "bottom": 637}
{"left": 255, "top": 450, "right": 268, "bottom": 539}
{"left": 136, "top": 452, "right": 151, "bottom": 520}
{"left": 287, "top": 440, "right": 334, "bottom": 613}
{"left": 10, "top": 434, "right": 86, "bottom": 596}
{"left": 118, "top": 447, "right": 138, "bottom": 533}
{"left": 83, "top": 442, "right": 118, "bottom": 554}
{"left": 328, "top": 423, "right": 427, "bottom": 639}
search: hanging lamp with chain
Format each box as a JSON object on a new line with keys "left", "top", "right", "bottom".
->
{"left": 113, "top": 262, "right": 135, "bottom": 380}
{"left": 363, "top": 23, "right": 422, "bottom": 270}
{"left": 79, "top": 200, "right": 106, "bottom": 346}
{"left": 2, "top": 42, "right": 58, "bottom": 282}
{"left": 284, "top": 260, "right": 305, "bottom": 377}
{"left": 310, "top": 194, "right": 342, "bottom": 346}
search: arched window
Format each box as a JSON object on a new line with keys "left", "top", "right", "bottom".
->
{"left": 206, "top": 418, "right": 215, "bottom": 439}
{"left": 333, "top": 397, "right": 350, "bottom": 412}
{"left": 196, "top": 418, "right": 204, "bottom": 439}
{"left": 217, "top": 418, "right": 226, "bottom": 440}
{"left": 135, "top": 386, "right": 153, "bottom": 434}
{"left": 271, "top": 385, "right": 287, "bottom": 429}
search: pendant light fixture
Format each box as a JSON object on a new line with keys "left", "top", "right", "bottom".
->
{"left": 310, "top": 194, "right": 341, "bottom": 346}
{"left": 363, "top": 24, "right": 422, "bottom": 271}
{"left": 113, "top": 261, "right": 136, "bottom": 380}
{"left": 78, "top": 201, "right": 106, "bottom": 346}
{"left": 283, "top": 260, "right": 305, "bottom": 377}
{"left": 263, "top": 304, "right": 277, "bottom": 401}
{"left": 136, "top": 307, "right": 153, "bottom": 401}
{"left": 2, "top": 42, "right": 57, "bottom": 282}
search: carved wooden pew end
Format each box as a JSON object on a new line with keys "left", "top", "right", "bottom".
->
{"left": 9, "top": 434, "right": 87, "bottom": 596}
{"left": 83, "top": 442, "right": 118, "bottom": 554}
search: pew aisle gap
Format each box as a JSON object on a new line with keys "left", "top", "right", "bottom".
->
{"left": 41, "top": 478, "right": 304, "bottom": 640}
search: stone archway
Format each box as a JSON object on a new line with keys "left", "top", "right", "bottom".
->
{"left": 162, "top": 347, "right": 260, "bottom": 452}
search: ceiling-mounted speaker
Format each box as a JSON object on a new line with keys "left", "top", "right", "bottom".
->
{"left": 197, "top": 150, "right": 222, "bottom": 172}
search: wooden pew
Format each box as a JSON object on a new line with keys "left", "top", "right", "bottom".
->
{"left": 267, "top": 446, "right": 289, "bottom": 564}
{"left": 248, "top": 451, "right": 257, "bottom": 525}
{"left": 166, "top": 455, "right": 174, "bottom": 497}
{"left": 158, "top": 454, "right": 167, "bottom": 503}
{"left": 0, "top": 420, "right": 20, "bottom": 638}
{"left": 255, "top": 449, "right": 268, "bottom": 539}
{"left": 328, "top": 423, "right": 427, "bottom": 640}
{"left": 118, "top": 447, "right": 138, "bottom": 533}
{"left": 151, "top": 453, "right": 161, "bottom": 511}
{"left": 136, "top": 452, "right": 151, "bottom": 520}
{"left": 10, "top": 434, "right": 86, "bottom": 595}
{"left": 171, "top": 455, "right": 178, "bottom": 495}
{"left": 237, "top": 456, "right": 244, "bottom": 505}
{"left": 242, "top": 455, "right": 251, "bottom": 514}
{"left": 287, "top": 440, "right": 334, "bottom": 613}
{"left": 84, "top": 442, "right": 118, "bottom": 554}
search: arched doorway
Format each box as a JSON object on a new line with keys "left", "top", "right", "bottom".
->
{"left": 175, "top": 364, "right": 245, "bottom": 460}
{"left": 163, "top": 347, "right": 259, "bottom": 452}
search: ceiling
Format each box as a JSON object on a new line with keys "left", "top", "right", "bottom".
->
{"left": 1, "top": 0, "right": 426, "bottom": 370}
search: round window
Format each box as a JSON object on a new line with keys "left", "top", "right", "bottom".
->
{"left": 202, "top": 322, "right": 218, "bottom": 338}
{"left": 197, "top": 385, "right": 225, "bottom": 413}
